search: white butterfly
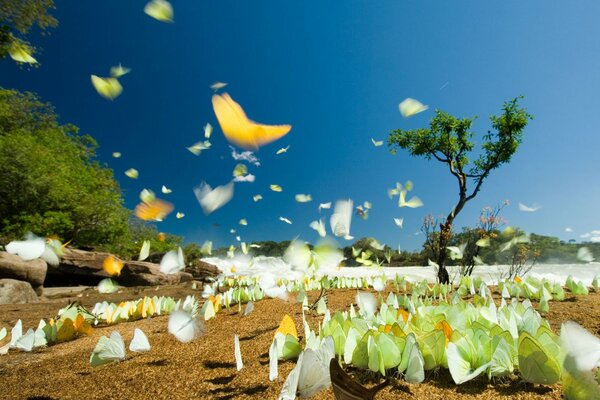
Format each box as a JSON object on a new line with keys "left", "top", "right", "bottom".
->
{"left": 110, "top": 64, "right": 131, "bottom": 78}
{"left": 234, "top": 334, "right": 243, "bottom": 371}
{"left": 399, "top": 98, "right": 428, "bottom": 117}
{"left": 187, "top": 140, "right": 211, "bottom": 155}
{"left": 204, "top": 123, "right": 213, "bottom": 139}
{"left": 139, "top": 240, "right": 151, "bottom": 261}
{"left": 194, "top": 181, "right": 234, "bottom": 215}
{"left": 125, "top": 168, "right": 138, "bottom": 179}
{"left": 161, "top": 185, "right": 172, "bottom": 194}
{"left": 393, "top": 217, "right": 404, "bottom": 228}
{"left": 309, "top": 219, "right": 327, "bottom": 237}
{"left": 98, "top": 278, "right": 120, "bottom": 294}
{"left": 90, "top": 331, "right": 126, "bottom": 366}
{"left": 560, "top": 320, "right": 600, "bottom": 372}
{"left": 269, "top": 339, "right": 279, "bottom": 381}
{"left": 6, "top": 236, "right": 45, "bottom": 261}
{"left": 159, "top": 247, "right": 185, "bottom": 274}
{"left": 243, "top": 301, "right": 254, "bottom": 316}
{"left": 280, "top": 217, "right": 293, "bottom": 225}
{"left": 210, "top": 82, "right": 228, "bottom": 91}
{"left": 518, "top": 202, "right": 541, "bottom": 212}
{"left": 168, "top": 310, "right": 201, "bottom": 343}
{"left": 355, "top": 292, "right": 377, "bottom": 318}
{"left": 318, "top": 202, "right": 332, "bottom": 212}
{"left": 129, "top": 328, "right": 151, "bottom": 352}
{"left": 399, "top": 190, "right": 423, "bottom": 208}
{"left": 447, "top": 243, "right": 466, "bottom": 260}
{"left": 577, "top": 247, "right": 595, "bottom": 263}
{"left": 10, "top": 320, "right": 34, "bottom": 352}
{"left": 330, "top": 199, "right": 353, "bottom": 239}
{"left": 253, "top": 194, "right": 263, "bottom": 202}
{"left": 371, "top": 138, "right": 383, "bottom": 147}
{"left": 176, "top": 212, "right": 185, "bottom": 219}
{"left": 295, "top": 194, "right": 312, "bottom": 203}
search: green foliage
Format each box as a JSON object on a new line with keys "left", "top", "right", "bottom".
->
{"left": 0, "top": 0, "right": 57, "bottom": 62}
{"left": 0, "top": 88, "right": 130, "bottom": 248}
{"left": 104, "top": 219, "right": 183, "bottom": 260}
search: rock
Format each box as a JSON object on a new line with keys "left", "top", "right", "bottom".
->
{"left": 0, "top": 279, "right": 38, "bottom": 304}
{"left": 45, "top": 248, "right": 195, "bottom": 287}
{"left": 186, "top": 259, "right": 221, "bottom": 281}
{"left": 0, "top": 252, "right": 47, "bottom": 295}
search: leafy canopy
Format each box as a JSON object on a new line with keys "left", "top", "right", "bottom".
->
{"left": 0, "top": 0, "right": 57, "bottom": 61}
{"left": 0, "top": 88, "right": 129, "bottom": 247}
{"left": 388, "top": 97, "right": 532, "bottom": 202}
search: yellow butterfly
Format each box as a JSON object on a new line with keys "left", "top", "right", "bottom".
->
{"left": 103, "top": 255, "right": 124, "bottom": 276}
{"left": 91, "top": 75, "right": 122, "bottom": 100}
{"left": 212, "top": 93, "right": 291, "bottom": 150}
{"left": 134, "top": 198, "right": 174, "bottom": 221}
{"left": 9, "top": 41, "right": 37, "bottom": 64}
{"left": 74, "top": 314, "right": 93, "bottom": 336}
{"left": 275, "top": 314, "right": 298, "bottom": 339}
{"left": 144, "top": 0, "right": 173, "bottom": 22}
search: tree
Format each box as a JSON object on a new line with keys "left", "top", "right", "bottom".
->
{"left": 388, "top": 97, "right": 532, "bottom": 283}
{"left": 0, "top": 88, "right": 130, "bottom": 248}
{"left": 0, "top": 0, "right": 57, "bottom": 62}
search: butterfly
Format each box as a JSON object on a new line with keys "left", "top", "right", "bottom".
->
{"left": 159, "top": 247, "right": 185, "bottom": 274}
{"left": 276, "top": 145, "right": 290, "bottom": 154}
{"left": 518, "top": 202, "right": 541, "bottom": 212}
{"left": 212, "top": 93, "right": 291, "bottom": 150}
{"left": 103, "top": 256, "right": 124, "bottom": 276}
{"left": 187, "top": 140, "right": 212, "bottom": 155}
{"left": 168, "top": 310, "right": 201, "bottom": 343}
{"left": 90, "top": 331, "right": 126, "bottom": 366}
{"left": 399, "top": 98, "right": 428, "bottom": 117}
{"left": 91, "top": 75, "right": 122, "bottom": 100}
{"left": 8, "top": 41, "right": 37, "bottom": 64}
{"left": 98, "top": 278, "right": 120, "bottom": 294}
{"left": 129, "top": 328, "right": 151, "bottom": 352}
{"left": 295, "top": 194, "right": 312, "bottom": 203}
{"left": 144, "top": 0, "right": 173, "bottom": 22}
{"left": 134, "top": 198, "right": 173, "bottom": 221}
{"left": 110, "top": 64, "right": 131, "bottom": 78}
{"left": 193, "top": 181, "right": 234, "bottom": 215}
{"left": 330, "top": 199, "right": 353, "bottom": 239}
{"left": 124, "top": 168, "right": 138, "bottom": 178}
{"left": 234, "top": 334, "right": 243, "bottom": 371}
{"left": 371, "top": 138, "right": 383, "bottom": 147}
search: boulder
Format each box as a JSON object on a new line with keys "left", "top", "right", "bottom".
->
{"left": 0, "top": 279, "right": 38, "bottom": 304}
{"left": 186, "top": 259, "right": 221, "bottom": 281}
{"left": 0, "top": 252, "right": 46, "bottom": 295}
{"left": 45, "top": 248, "right": 194, "bottom": 287}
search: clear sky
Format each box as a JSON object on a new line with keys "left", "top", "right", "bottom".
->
{"left": 2, "top": 1, "right": 600, "bottom": 250}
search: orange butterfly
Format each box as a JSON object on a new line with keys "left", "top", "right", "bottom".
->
{"left": 134, "top": 198, "right": 173, "bottom": 221}
{"left": 103, "top": 255, "right": 124, "bottom": 276}
{"left": 212, "top": 93, "right": 291, "bottom": 150}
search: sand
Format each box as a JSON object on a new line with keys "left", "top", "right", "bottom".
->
{"left": 1, "top": 283, "right": 598, "bottom": 400}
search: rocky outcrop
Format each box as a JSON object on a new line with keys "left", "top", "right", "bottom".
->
{"left": 186, "top": 259, "right": 221, "bottom": 281}
{"left": 0, "top": 279, "right": 38, "bottom": 304}
{"left": 0, "top": 252, "right": 46, "bottom": 295}
{"left": 45, "top": 248, "right": 195, "bottom": 287}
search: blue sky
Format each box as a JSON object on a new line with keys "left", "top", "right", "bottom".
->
{"left": 2, "top": 1, "right": 600, "bottom": 250}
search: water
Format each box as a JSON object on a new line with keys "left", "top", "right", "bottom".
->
{"left": 203, "top": 256, "right": 600, "bottom": 285}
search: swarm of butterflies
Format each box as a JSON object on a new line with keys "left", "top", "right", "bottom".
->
{"left": 6, "top": 1, "right": 600, "bottom": 399}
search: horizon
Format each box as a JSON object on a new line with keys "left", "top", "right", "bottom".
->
{"left": 2, "top": 1, "right": 600, "bottom": 251}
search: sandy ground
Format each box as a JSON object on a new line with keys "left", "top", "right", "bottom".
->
{"left": 1, "top": 283, "right": 599, "bottom": 400}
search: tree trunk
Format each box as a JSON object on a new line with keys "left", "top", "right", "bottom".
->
{"left": 436, "top": 220, "right": 453, "bottom": 284}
